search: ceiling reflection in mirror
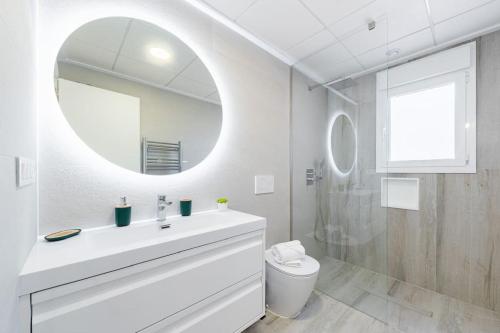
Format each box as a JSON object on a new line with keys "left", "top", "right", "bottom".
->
{"left": 54, "top": 17, "right": 222, "bottom": 175}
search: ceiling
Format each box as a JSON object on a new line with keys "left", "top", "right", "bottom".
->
{"left": 199, "top": 0, "right": 500, "bottom": 82}
{"left": 57, "top": 18, "right": 221, "bottom": 104}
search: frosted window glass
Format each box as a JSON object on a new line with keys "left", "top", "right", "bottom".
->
{"left": 389, "top": 83, "right": 455, "bottom": 161}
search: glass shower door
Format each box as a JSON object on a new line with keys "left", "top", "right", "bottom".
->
{"left": 292, "top": 9, "right": 500, "bottom": 332}
{"left": 290, "top": 11, "right": 392, "bottom": 331}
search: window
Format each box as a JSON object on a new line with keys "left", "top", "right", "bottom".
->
{"left": 376, "top": 42, "right": 476, "bottom": 173}
{"left": 390, "top": 82, "right": 456, "bottom": 162}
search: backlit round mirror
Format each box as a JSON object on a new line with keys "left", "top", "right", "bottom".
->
{"left": 329, "top": 113, "right": 356, "bottom": 175}
{"left": 54, "top": 17, "right": 222, "bottom": 175}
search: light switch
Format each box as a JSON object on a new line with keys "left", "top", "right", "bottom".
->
{"left": 16, "top": 157, "right": 36, "bottom": 188}
{"left": 255, "top": 175, "right": 274, "bottom": 195}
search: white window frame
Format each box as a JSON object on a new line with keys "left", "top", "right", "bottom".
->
{"left": 376, "top": 42, "right": 476, "bottom": 174}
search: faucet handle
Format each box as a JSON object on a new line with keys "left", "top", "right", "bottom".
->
{"left": 158, "top": 195, "right": 173, "bottom": 205}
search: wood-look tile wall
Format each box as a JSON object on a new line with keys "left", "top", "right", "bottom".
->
{"left": 323, "top": 31, "right": 500, "bottom": 312}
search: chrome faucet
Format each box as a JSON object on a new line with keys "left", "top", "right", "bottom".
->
{"left": 157, "top": 195, "right": 172, "bottom": 222}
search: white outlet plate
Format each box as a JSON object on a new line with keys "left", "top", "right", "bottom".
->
{"left": 16, "top": 157, "right": 36, "bottom": 188}
{"left": 255, "top": 175, "right": 274, "bottom": 195}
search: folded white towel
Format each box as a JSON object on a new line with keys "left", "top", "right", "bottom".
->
{"left": 271, "top": 240, "right": 306, "bottom": 266}
{"left": 280, "top": 240, "right": 301, "bottom": 248}
{"left": 277, "top": 259, "right": 303, "bottom": 267}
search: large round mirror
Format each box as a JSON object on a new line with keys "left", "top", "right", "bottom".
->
{"left": 329, "top": 113, "right": 356, "bottom": 175}
{"left": 54, "top": 17, "right": 222, "bottom": 175}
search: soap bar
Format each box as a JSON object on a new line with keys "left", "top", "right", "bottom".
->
{"left": 45, "top": 229, "right": 81, "bottom": 242}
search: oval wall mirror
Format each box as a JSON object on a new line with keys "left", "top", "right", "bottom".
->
{"left": 54, "top": 17, "right": 222, "bottom": 175}
{"left": 329, "top": 113, "right": 356, "bottom": 175}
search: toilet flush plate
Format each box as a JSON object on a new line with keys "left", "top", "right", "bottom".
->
{"left": 255, "top": 175, "right": 274, "bottom": 195}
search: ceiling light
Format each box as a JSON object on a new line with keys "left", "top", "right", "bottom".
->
{"left": 149, "top": 47, "right": 171, "bottom": 61}
{"left": 385, "top": 48, "right": 401, "bottom": 58}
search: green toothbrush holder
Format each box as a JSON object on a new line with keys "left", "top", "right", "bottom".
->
{"left": 115, "top": 196, "right": 132, "bottom": 227}
{"left": 180, "top": 199, "right": 192, "bottom": 217}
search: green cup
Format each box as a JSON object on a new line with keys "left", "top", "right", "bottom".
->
{"left": 180, "top": 199, "right": 192, "bottom": 217}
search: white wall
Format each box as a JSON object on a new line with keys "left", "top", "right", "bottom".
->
{"left": 58, "top": 63, "right": 222, "bottom": 172}
{"left": 0, "top": 0, "right": 38, "bottom": 332}
{"left": 38, "top": 0, "right": 291, "bottom": 247}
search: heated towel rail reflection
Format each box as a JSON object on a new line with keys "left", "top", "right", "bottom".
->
{"left": 142, "top": 138, "right": 182, "bottom": 175}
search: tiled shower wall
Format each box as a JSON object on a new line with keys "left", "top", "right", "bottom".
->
{"left": 326, "top": 30, "right": 500, "bottom": 312}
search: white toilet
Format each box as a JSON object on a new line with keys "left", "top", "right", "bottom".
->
{"left": 265, "top": 249, "right": 320, "bottom": 318}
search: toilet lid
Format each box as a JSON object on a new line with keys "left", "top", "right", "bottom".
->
{"left": 265, "top": 250, "right": 320, "bottom": 277}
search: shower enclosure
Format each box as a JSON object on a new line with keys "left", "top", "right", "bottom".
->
{"left": 290, "top": 24, "right": 500, "bottom": 332}
{"left": 291, "top": 68, "right": 392, "bottom": 327}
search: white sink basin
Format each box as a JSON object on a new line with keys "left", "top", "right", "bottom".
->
{"left": 19, "top": 209, "right": 266, "bottom": 295}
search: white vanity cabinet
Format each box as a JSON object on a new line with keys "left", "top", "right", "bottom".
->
{"left": 19, "top": 210, "right": 266, "bottom": 333}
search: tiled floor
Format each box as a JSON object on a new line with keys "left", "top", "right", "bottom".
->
{"left": 245, "top": 291, "right": 392, "bottom": 333}
{"left": 245, "top": 256, "right": 500, "bottom": 333}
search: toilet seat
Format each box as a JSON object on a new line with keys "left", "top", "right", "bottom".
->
{"left": 265, "top": 250, "right": 320, "bottom": 277}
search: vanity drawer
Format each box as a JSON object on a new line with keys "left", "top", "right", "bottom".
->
{"left": 31, "top": 231, "right": 264, "bottom": 333}
{"left": 139, "top": 275, "right": 264, "bottom": 333}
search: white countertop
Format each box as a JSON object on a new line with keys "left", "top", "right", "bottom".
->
{"left": 19, "top": 209, "right": 266, "bottom": 295}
